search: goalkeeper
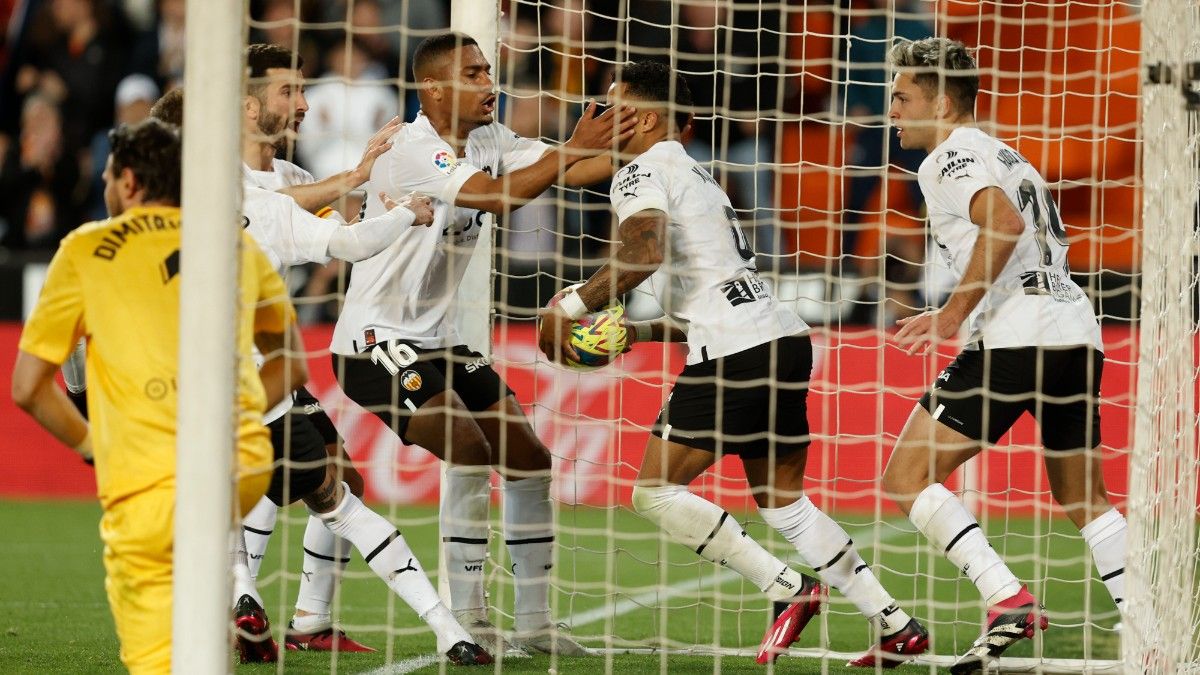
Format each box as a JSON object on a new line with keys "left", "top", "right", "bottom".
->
{"left": 11, "top": 119, "right": 291, "bottom": 674}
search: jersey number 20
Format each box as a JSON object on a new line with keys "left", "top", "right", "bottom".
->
{"left": 1016, "top": 179, "right": 1068, "bottom": 267}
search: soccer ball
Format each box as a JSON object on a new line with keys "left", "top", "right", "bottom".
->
{"left": 546, "top": 284, "right": 628, "bottom": 370}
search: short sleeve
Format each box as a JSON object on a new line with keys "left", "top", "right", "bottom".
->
{"left": 498, "top": 127, "right": 552, "bottom": 174}
{"left": 244, "top": 189, "right": 337, "bottom": 268}
{"left": 246, "top": 233, "right": 296, "bottom": 334}
{"left": 19, "top": 240, "right": 85, "bottom": 365}
{"left": 610, "top": 161, "right": 670, "bottom": 222}
{"left": 927, "top": 148, "right": 998, "bottom": 222}
{"left": 383, "top": 135, "right": 481, "bottom": 205}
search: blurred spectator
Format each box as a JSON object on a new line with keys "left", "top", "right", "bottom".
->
{"left": 15, "top": 0, "right": 134, "bottom": 151}
{"left": 297, "top": 38, "right": 396, "bottom": 180}
{"left": 85, "top": 73, "right": 158, "bottom": 219}
{"left": 838, "top": 0, "right": 930, "bottom": 265}
{"left": 249, "top": 0, "right": 321, "bottom": 76}
{"left": 149, "top": 0, "right": 185, "bottom": 86}
{"left": 0, "top": 94, "right": 83, "bottom": 249}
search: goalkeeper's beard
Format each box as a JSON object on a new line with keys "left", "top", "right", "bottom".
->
{"left": 258, "top": 110, "right": 293, "bottom": 153}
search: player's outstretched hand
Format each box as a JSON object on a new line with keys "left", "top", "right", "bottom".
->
{"left": 892, "top": 308, "right": 962, "bottom": 356}
{"left": 537, "top": 307, "right": 581, "bottom": 365}
{"left": 386, "top": 192, "right": 435, "bottom": 226}
{"left": 351, "top": 116, "right": 404, "bottom": 186}
{"left": 564, "top": 101, "right": 638, "bottom": 158}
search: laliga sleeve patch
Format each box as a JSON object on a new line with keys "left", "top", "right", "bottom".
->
{"left": 432, "top": 149, "right": 459, "bottom": 175}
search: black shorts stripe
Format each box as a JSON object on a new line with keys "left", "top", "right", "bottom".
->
{"left": 695, "top": 512, "right": 731, "bottom": 556}
{"left": 814, "top": 540, "right": 852, "bottom": 572}
{"left": 1100, "top": 567, "right": 1124, "bottom": 581}
{"left": 303, "top": 547, "right": 351, "bottom": 564}
{"left": 505, "top": 536, "right": 555, "bottom": 546}
{"left": 442, "top": 536, "right": 489, "bottom": 545}
{"left": 364, "top": 530, "right": 402, "bottom": 564}
{"left": 944, "top": 523, "right": 981, "bottom": 554}
{"left": 243, "top": 525, "right": 273, "bottom": 536}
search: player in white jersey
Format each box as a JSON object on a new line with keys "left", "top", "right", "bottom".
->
{"left": 881, "top": 38, "right": 1128, "bottom": 674}
{"left": 538, "top": 61, "right": 929, "bottom": 668}
{"left": 331, "top": 32, "right": 635, "bottom": 657}
{"left": 149, "top": 90, "right": 493, "bottom": 666}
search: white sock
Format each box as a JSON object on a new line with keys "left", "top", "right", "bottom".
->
{"left": 1080, "top": 507, "right": 1127, "bottom": 610}
{"left": 315, "top": 484, "right": 447, "bottom": 631}
{"left": 910, "top": 483, "right": 1021, "bottom": 606}
{"left": 503, "top": 476, "right": 554, "bottom": 633}
{"left": 231, "top": 528, "right": 263, "bottom": 607}
{"left": 291, "top": 515, "right": 352, "bottom": 629}
{"left": 760, "top": 496, "right": 909, "bottom": 633}
{"left": 242, "top": 496, "right": 278, "bottom": 579}
{"left": 442, "top": 466, "right": 491, "bottom": 617}
{"left": 631, "top": 484, "right": 808, "bottom": 602}
{"left": 421, "top": 603, "right": 474, "bottom": 653}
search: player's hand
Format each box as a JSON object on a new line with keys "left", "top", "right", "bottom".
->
{"left": 892, "top": 308, "right": 962, "bottom": 356}
{"left": 537, "top": 307, "right": 581, "bottom": 365}
{"left": 387, "top": 191, "right": 434, "bottom": 226}
{"left": 620, "top": 317, "right": 638, "bottom": 353}
{"left": 351, "top": 116, "right": 404, "bottom": 186}
{"left": 564, "top": 101, "right": 638, "bottom": 159}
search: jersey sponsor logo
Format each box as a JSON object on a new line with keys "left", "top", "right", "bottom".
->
{"left": 615, "top": 164, "right": 651, "bottom": 197}
{"left": 720, "top": 271, "right": 768, "bottom": 307}
{"left": 463, "top": 355, "right": 492, "bottom": 373}
{"left": 400, "top": 369, "right": 423, "bottom": 391}
{"left": 691, "top": 165, "right": 719, "bottom": 188}
{"left": 937, "top": 154, "right": 977, "bottom": 183}
{"left": 431, "top": 149, "right": 458, "bottom": 175}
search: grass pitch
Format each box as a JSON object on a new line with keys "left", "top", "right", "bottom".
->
{"left": 0, "top": 499, "right": 1120, "bottom": 673}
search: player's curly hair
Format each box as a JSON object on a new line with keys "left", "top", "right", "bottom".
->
{"left": 888, "top": 37, "right": 979, "bottom": 116}
{"left": 108, "top": 118, "right": 182, "bottom": 204}
{"left": 618, "top": 60, "right": 694, "bottom": 133}
{"left": 246, "top": 43, "right": 303, "bottom": 99}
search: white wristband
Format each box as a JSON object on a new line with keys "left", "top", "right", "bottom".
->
{"left": 73, "top": 430, "right": 93, "bottom": 461}
{"left": 634, "top": 322, "right": 652, "bottom": 343}
{"left": 559, "top": 290, "right": 589, "bottom": 320}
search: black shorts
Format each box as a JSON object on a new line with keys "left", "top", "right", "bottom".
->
{"left": 652, "top": 334, "right": 813, "bottom": 459}
{"left": 332, "top": 341, "right": 513, "bottom": 444}
{"left": 919, "top": 345, "right": 1103, "bottom": 452}
{"left": 293, "top": 387, "right": 338, "bottom": 445}
{"left": 264, "top": 398, "right": 331, "bottom": 506}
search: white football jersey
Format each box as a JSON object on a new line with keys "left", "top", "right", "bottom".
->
{"left": 243, "top": 158, "right": 315, "bottom": 191}
{"left": 611, "top": 141, "right": 806, "bottom": 365}
{"left": 918, "top": 127, "right": 1101, "bottom": 350}
{"left": 241, "top": 161, "right": 323, "bottom": 425}
{"left": 331, "top": 113, "right": 550, "bottom": 354}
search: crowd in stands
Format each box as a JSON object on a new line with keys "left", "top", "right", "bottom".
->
{"left": 0, "top": 0, "right": 1138, "bottom": 320}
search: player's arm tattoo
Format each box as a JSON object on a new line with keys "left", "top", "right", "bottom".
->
{"left": 577, "top": 209, "right": 667, "bottom": 311}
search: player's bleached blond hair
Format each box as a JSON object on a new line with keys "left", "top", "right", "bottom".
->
{"left": 887, "top": 37, "right": 979, "bottom": 116}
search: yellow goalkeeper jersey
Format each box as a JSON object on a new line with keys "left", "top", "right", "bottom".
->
{"left": 19, "top": 205, "right": 292, "bottom": 509}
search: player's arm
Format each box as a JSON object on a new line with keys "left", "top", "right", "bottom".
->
{"left": 254, "top": 324, "right": 308, "bottom": 410}
{"left": 278, "top": 116, "right": 403, "bottom": 214}
{"left": 537, "top": 208, "right": 668, "bottom": 363}
{"left": 454, "top": 103, "right": 636, "bottom": 214}
{"left": 894, "top": 186, "right": 1024, "bottom": 355}
{"left": 561, "top": 155, "right": 620, "bottom": 187}
{"left": 12, "top": 350, "right": 91, "bottom": 461}
{"left": 625, "top": 319, "right": 688, "bottom": 345}
{"left": 325, "top": 192, "right": 434, "bottom": 262}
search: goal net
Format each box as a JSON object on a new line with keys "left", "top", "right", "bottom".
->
{"left": 205, "top": 0, "right": 1199, "bottom": 671}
